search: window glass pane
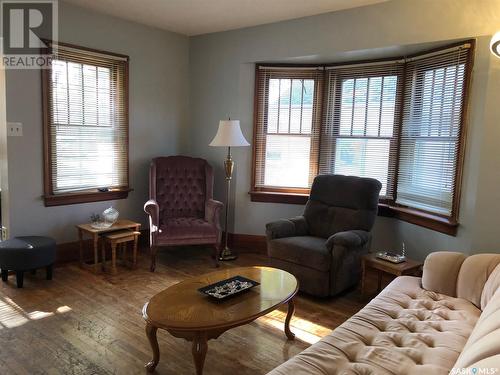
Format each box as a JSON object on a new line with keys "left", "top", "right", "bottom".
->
{"left": 82, "top": 64, "right": 97, "bottom": 126}
{"left": 97, "top": 67, "right": 111, "bottom": 126}
{"left": 267, "top": 79, "right": 279, "bottom": 133}
{"left": 290, "top": 79, "right": 302, "bottom": 134}
{"left": 51, "top": 60, "right": 68, "bottom": 125}
{"left": 333, "top": 138, "right": 390, "bottom": 196}
{"left": 278, "top": 79, "right": 291, "bottom": 133}
{"left": 340, "top": 79, "right": 353, "bottom": 135}
{"left": 67, "top": 62, "right": 83, "bottom": 125}
{"left": 352, "top": 78, "right": 368, "bottom": 135}
{"left": 301, "top": 80, "right": 314, "bottom": 134}
{"left": 366, "top": 76, "right": 382, "bottom": 136}
{"left": 380, "top": 76, "right": 397, "bottom": 137}
{"left": 264, "top": 134, "right": 311, "bottom": 188}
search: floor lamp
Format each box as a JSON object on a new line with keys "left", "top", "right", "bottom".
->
{"left": 209, "top": 120, "right": 250, "bottom": 261}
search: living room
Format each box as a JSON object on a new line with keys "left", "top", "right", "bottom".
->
{"left": 0, "top": 0, "right": 499, "bottom": 374}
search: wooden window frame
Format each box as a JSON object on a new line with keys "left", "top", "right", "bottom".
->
{"left": 250, "top": 40, "right": 474, "bottom": 237}
{"left": 42, "top": 41, "right": 131, "bottom": 207}
{"left": 251, "top": 65, "right": 323, "bottom": 195}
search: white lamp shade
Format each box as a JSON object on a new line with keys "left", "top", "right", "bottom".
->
{"left": 209, "top": 120, "right": 250, "bottom": 147}
{"left": 491, "top": 31, "right": 500, "bottom": 58}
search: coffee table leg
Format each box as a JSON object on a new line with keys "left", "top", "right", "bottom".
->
{"left": 192, "top": 332, "right": 208, "bottom": 375}
{"left": 145, "top": 324, "right": 160, "bottom": 372}
{"left": 284, "top": 299, "right": 295, "bottom": 340}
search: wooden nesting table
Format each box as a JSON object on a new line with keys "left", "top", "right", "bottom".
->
{"left": 142, "top": 266, "right": 298, "bottom": 374}
{"left": 76, "top": 219, "right": 141, "bottom": 273}
{"left": 361, "top": 253, "right": 423, "bottom": 297}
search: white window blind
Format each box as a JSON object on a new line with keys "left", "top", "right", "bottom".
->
{"left": 46, "top": 44, "right": 129, "bottom": 194}
{"left": 320, "top": 62, "right": 403, "bottom": 198}
{"left": 396, "top": 45, "right": 471, "bottom": 215}
{"left": 254, "top": 67, "right": 323, "bottom": 190}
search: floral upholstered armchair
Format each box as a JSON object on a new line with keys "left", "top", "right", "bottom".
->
{"left": 144, "top": 156, "right": 223, "bottom": 271}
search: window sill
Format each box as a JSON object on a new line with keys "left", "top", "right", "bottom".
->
{"left": 44, "top": 188, "right": 132, "bottom": 207}
{"left": 249, "top": 191, "right": 458, "bottom": 236}
{"left": 377, "top": 204, "right": 458, "bottom": 236}
{"left": 249, "top": 191, "right": 309, "bottom": 205}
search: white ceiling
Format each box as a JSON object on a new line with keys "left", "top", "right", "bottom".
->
{"left": 63, "top": 0, "right": 387, "bottom": 36}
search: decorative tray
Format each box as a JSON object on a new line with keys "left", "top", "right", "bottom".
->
{"left": 198, "top": 276, "right": 260, "bottom": 300}
{"left": 376, "top": 251, "right": 406, "bottom": 264}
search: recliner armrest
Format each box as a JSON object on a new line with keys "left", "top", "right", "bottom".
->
{"left": 325, "top": 230, "right": 370, "bottom": 250}
{"left": 266, "top": 216, "right": 308, "bottom": 240}
{"left": 144, "top": 199, "right": 159, "bottom": 230}
{"left": 205, "top": 199, "right": 223, "bottom": 229}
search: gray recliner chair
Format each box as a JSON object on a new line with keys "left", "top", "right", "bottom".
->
{"left": 266, "top": 174, "right": 382, "bottom": 297}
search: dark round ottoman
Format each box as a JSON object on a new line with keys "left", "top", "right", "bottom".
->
{"left": 0, "top": 236, "right": 56, "bottom": 288}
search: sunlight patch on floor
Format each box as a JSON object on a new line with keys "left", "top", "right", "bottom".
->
{"left": 0, "top": 297, "right": 72, "bottom": 329}
{"left": 259, "top": 309, "right": 331, "bottom": 344}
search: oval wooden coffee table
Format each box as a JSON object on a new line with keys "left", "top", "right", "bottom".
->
{"left": 142, "top": 266, "right": 298, "bottom": 374}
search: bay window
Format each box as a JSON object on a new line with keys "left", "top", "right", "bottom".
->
{"left": 251, "top": 41, "right": 474, "bottom": 235}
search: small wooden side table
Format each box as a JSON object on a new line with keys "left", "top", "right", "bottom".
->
{"left": 361, "top": 253, "right": 423, "bottom": 297}
{"left": 76, "top": 219, "right": 141, "bottom": 273}
{"left": 102, "top": 229, "right": 141, "bottom": 274}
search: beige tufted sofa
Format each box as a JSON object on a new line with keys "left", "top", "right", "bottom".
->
{"left": 268, "top": 252, "right": 500, "bottom": 374}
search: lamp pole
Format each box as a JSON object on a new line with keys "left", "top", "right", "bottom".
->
{"left": 220, "top": 146, "right": 236, "bottom": 260}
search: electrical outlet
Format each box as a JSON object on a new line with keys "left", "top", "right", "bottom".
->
{"left": 7, "top": 122, "right": 23, "bottom": 136}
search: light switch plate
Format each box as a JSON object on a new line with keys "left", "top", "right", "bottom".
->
{"left": 7, "top": 122, "right": 23, "bottom": 136}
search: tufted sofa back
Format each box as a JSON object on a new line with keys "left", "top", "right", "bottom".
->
{"left": 149, "top": 156, "right": 213, "bottom": 225}
{"left": 422, "top": 252, "right": 500, "bottom": 310}
{"left": 303, "top": 174, "right": 381, "bottom": 239}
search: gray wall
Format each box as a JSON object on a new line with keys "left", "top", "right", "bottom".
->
{"left": 5, "top": 2, "right": 189, "bottom": 242}
{"left": 187, "top": 0, "right": 500, "bottom": 260}
{"left": 5, "top": 0, "right": 500, "bottom": 260}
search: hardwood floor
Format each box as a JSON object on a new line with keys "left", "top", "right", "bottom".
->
{"left": 0, "top": 246, "right": 381, "bottom": 375}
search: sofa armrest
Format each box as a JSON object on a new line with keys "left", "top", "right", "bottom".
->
{"left": 144, "top": 199, "right": 159, "bottom": 231}
{"left": 422, "top": 251, "right": 466, "bottom": 297}
{"left": 205, "top": 199, "right": 223, "bottom": 230}
{"left": 325, "top": 230, "right": 370, "bottom": 250}
{"left": 266, "top": 216, "right": 308, "bottom": 240}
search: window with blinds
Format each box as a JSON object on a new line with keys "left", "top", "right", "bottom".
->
{"left": 43, "top": 42, "right": 129, "bottom": 205}
{"left": 396, "top": 47, "right": 470, "bottom": 216}
{"left": 254, "top": 67, "right": 323, "bottom": 191}
{"left": 252, "top": 41, "right": 472, "bottom": 223}
{"left": 320, "top": 63, "right": 403, "bottom": 198}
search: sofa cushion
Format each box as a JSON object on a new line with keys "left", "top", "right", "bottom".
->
{"left": 268, "top": 236, "right": 331, "bottom": 272}
{"left": 456, "top": 254, "right": 500, "bottom": 308}
{"left": 268, "top": 276, "right": 480, "bottom": 375}
{"left": 158, "top": 217, "right": 217, "bottom": 240}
